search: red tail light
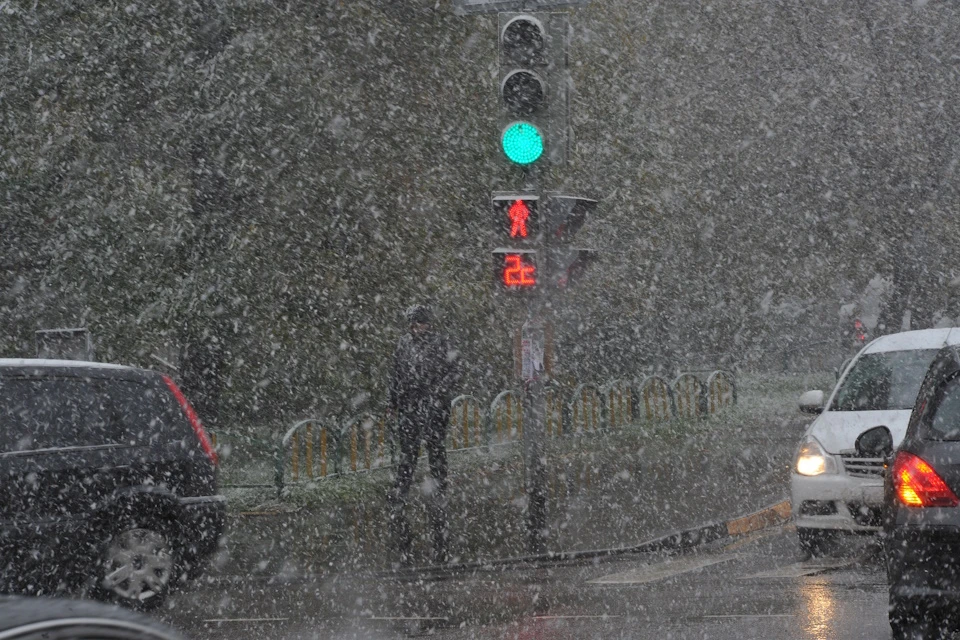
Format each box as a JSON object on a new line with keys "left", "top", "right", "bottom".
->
{"left": 162, "top": 375, "right": 218, "bottom": 466}
{"left": 893, "top": 451, "right": 958, "bottom": 508}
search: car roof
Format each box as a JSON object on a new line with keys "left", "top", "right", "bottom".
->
{"left": 0, "top": 358, "right": 131, "bottom": 370}
{"left": 0, "top": 359, "right": 159, "bottom": 381}
{"left": 862, "top": 328, "right": 960, "bottom": 354}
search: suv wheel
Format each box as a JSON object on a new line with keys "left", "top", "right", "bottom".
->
{"left": 98, "top": 527, "right": 176, "bottom": 609}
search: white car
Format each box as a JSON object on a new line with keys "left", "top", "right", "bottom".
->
{"left": 790, "top": 328, "right": 960, "bottom": 553}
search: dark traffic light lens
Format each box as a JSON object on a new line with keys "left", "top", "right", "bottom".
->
{"left": 501, "top": 18, "right": 544, "bottom": 62}
{"left": 502, "top": 70, "right": 545, "bottom": 115}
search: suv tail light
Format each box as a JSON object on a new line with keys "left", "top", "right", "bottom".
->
{"left": 162, "top": 375, "right": 219, "bottom": 466}
{"left": 892, "top": 451, "right": 958, "bottom": 508}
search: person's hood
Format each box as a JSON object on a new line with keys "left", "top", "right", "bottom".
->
{"left": 405, "top": 304, "right": 433, "bottom": 325}
{"left": 807, "top": 409, "right": 912, "bottom": 454}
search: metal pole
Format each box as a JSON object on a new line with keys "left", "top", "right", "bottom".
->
{"left": 513, "top": 11, "right": 570, "bottom": 555}
{"left": 522, "top": 313, "right": 547, "bottom": 554}
{"left": 521, "top": 158, "right": 549, "bottom": 554}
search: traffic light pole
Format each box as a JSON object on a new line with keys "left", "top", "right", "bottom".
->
{"left": 521, "top": 302, "right": 548, "bottom": 553}
{"left": 520, "top": 168, "right": 549, "bottom": 555}
{"left": 491, "top": 10, "right": 576, "bottom": 555}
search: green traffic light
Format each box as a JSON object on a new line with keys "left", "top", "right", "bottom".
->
{"left": 501, "top": 122, "right": 543, "bottom": 165}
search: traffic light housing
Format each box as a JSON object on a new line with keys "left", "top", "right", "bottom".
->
{"left": 546, "top": 194, "right": 597, "bottom": 241}
{"left": 545, "top": 194, "right": 599, "bottom": 289}
{"left": 549, "top": 247, "right": 598, "bottom": 289}
{"left": 498, "top": 13, "right": 568, "bottom": 167}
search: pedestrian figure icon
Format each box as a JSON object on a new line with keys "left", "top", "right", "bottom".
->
{"left": 509, "top": 199, "right": 531, "bottom": 238}
{"left": 493, "top": 193, "right": 538, "bottom": 242}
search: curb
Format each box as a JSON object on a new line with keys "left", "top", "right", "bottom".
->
{"left": 726, "top": 499, "right": 792, "bottom": 536}
{"left": 388, "top": 498, "right": 792, "bottom": 579}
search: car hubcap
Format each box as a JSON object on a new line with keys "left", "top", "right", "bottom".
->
{"left": 102, "top": 528, "right": 172, "bottom": 602}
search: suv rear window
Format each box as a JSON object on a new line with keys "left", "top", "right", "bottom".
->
{"left": 1, "top": 378, "right": 118, "bottom": 452}
{"left": 0, "top": 376, "right": 178, "bottom": 453}
{"left": 104, "top": 379, "right": 183, "bottom": 444}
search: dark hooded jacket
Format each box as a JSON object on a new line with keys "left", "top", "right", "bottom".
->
{"left": 389, "top": 329, "right": 459, "bottom": 431}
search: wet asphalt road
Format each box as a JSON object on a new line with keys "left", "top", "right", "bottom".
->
{"left": 157, "top": 524, "right": 915, "bottom": 640}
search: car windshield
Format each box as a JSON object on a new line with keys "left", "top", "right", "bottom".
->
{"left": 830, "top": 350, "right": 939, "bottom": 412}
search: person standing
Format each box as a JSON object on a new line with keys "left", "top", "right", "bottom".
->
{"left": 387, "top": 304, "right": 460, "bottom": 566}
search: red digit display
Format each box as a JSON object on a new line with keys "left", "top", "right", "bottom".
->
{"left": 503, "top": 253, "right": 536, "bottom": 288}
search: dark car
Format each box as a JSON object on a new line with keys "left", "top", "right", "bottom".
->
{"left": 884, "top": 345, "right": 960, "bottom": 639}
{"left": 0, "top": 359, "right": 225, "bottom": 609}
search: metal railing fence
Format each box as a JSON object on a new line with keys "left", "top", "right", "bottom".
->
{"left": 212, "top": 369, "right": 737, "bottom": 499}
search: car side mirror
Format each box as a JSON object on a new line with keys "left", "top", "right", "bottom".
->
{"left": 798, "top": 390, "right": 825, "bottom": 414}
{"left": 856, "top": 425, "right": 894, "bottom": 458}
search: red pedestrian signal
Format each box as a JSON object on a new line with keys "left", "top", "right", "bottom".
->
{"left": 493, "top": 193, "right": 539, "bottom": 243}
{"left": 509, "top": 200, "right": 531, "bottom": 238}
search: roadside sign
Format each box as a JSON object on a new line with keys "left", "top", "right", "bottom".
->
{"left": 453, "top": 0, "right": 590, "bottom": 15}
{"left": 521, "top": 320, "right": 545, "bottom": 382}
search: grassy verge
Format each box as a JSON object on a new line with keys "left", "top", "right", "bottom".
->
{"left": 222, "top": 371, "right": 833, "bottom": 512}
{"left": 212, "top": 372, "right": 829, "bottom": 573}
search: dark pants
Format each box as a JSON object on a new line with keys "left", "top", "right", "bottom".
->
{"left": 388, "top": 407, "right": 449, "bottom": 565}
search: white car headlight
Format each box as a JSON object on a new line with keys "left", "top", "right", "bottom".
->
{"left": 795, "top": 436, "right": 838, "bottom": 476}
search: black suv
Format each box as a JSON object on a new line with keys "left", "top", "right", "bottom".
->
{"left": 0, "top": 359, "right": 225, "bottom": 608}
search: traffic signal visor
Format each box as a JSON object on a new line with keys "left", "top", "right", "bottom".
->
{"left": 547, "top": 194, "right": 598, "bottom": 240}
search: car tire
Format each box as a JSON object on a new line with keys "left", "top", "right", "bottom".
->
{"left": 0, "top": 596, "right": 185, "bottom": 640}
{"left": 797, "top": 527, "right": 835, "bottom": 557}
{"left": 91, "top": 523, "right": 179, "bottom": 611}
